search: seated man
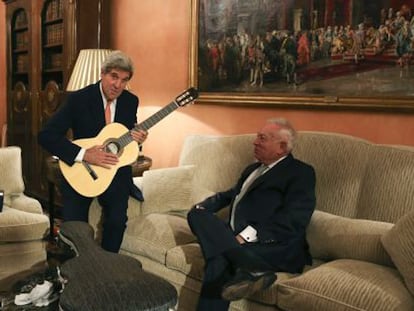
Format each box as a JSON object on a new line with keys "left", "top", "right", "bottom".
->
{"left": 187, "top": 117, "right": 316, "bottom": 311}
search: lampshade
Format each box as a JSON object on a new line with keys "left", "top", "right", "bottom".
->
{"left": 66, "top": 49, "right": 112, "bottom": 91}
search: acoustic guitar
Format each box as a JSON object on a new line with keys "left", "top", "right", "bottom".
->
{"left": 59, "top": 87, "right": 198, "bottom": 197}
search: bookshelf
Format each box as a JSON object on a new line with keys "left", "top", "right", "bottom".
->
{"left": 42, "top": 0, "right": 64, "bottom": 89}
{"left": 11, "top": 9, "right": 29, "bottom": 85}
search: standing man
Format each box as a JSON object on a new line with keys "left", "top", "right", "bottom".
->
{"left": 187, "top": 118, "right": 316, "bottom": 310}
{"left": 38, "top": 50, "right": 148, "bottom": 253}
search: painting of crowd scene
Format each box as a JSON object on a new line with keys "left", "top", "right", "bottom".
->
{"left": 196, "top": 0, "right": 414, "bottom": 97}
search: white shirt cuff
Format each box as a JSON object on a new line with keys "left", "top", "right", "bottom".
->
{"left": 239, "top": 225, "right": 258, "bottom": 243}
{"left": 75, "top": 148, "right": 86, "bottom": 162}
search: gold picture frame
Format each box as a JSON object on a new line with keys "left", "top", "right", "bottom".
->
{"left": 189, "top": 0, "right": 414, "bottom": 112}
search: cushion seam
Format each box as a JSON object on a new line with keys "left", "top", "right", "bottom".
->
{"left": 277, "top": 283, "right": 366, "bottom": 311}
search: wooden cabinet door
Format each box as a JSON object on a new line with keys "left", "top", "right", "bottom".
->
{"left": 5, "top": 0, "right": 34, "bottom": 186}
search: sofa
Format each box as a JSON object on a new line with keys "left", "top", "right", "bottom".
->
{"left": 89, "top": 131, "right": 414, "bottom": 311}
{"left": 0, "top": 146, "right": 50, "bottom": 291}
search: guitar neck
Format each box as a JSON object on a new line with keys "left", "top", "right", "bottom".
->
{"left": 117, "top": 101, "right": 179, "bottom": 148}
{"left": 117, "top": 87, "right": 198, "bottom": 149}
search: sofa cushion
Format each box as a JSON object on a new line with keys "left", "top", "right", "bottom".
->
{"left": 166, "top": 243, "right": 205, "bottom": 281}
{"left": 277, "top": 259, "right": 414, "bottom": 311}
{"left": 178, "top": 134, "right": 255, "bottom": 194}
{"left": 381, "top": 210, "right": 414, "bottom": 296}
{"left": 165, "top": 243, "right": 304, "bottom": 307}
{"left": 307, "top": 210, "right": 393, "bottom": 266}
{"left": 141, "top": 165, "right": 195, "bottom": 215}
{"left": 357, "top": 144, "right": 414, "bottom": 223}
{"left": 122, "top": 214, "right": 196, "bottom": 265}
{"left": 293, "top": 131, "right": 370, "bottom": 218}
{"left": 0, "top": 206, "right": 49, "bottom": 242}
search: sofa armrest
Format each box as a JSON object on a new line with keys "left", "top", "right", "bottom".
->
{"left": 307, "top": 210, "right": 394, "bottom": 266}
{"left": 10, "top": 193, "right": 43, "bottom": 214}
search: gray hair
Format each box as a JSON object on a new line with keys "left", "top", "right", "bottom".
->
{"left": 267, "top": 117, "right": 297, "bottom": 151}
{"left": 101, "top": 50, "right": 134, "bottom": 79}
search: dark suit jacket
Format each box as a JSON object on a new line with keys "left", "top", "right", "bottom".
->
{"left": 199, "top": 154, "right": 316, "bottom": 273}
{"left": 38, "top": 81, "right": 142, "bottom": 199}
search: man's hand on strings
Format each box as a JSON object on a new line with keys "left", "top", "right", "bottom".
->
{"left": 131, "top": 128, "right": 148, "bottom": 144}
{"left": 83, "top": 145, "right": 119, "bottom": 168}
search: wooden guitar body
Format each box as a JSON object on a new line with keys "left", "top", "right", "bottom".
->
{"left": 59, "top": 122, "right": 139, "bottom": 198}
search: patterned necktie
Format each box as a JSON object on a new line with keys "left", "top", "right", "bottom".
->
{"left": 230, "top": 164, "right": 268, "bottom": 230}
{"left": 105, "top": 102, "right": 112, "bottom": 124}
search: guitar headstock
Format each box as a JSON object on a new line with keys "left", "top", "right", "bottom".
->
{"left": 175, "top": 87, "right": 199, "bottom": 107}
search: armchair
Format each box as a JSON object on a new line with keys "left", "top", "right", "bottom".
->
{"left": 0, "top": 146, "right": 50, "bottom": 291}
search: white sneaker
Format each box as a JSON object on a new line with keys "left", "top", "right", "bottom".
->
{"left": 14, "top": 281, "right": 53, "bottom": 306}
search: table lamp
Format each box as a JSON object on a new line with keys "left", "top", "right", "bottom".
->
{"left": 66, "top": 49, "right": 113, "bottom": 91}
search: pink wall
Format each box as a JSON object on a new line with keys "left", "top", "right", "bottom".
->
{"left": 0, "top": 2, "right": 6, "bottom": 144}
{"left": 110, "top": 0, "right": 414, "bottom": 168}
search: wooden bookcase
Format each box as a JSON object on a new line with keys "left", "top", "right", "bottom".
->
{"left": 4, "top": 0, "right": 110, "bottom": 206}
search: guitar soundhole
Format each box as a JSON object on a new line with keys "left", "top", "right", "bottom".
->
{"left": 105, "top": 142, "right": 120, "bottom": 155}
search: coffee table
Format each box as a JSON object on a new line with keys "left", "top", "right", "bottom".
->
{"left": 0, "top": 237, "right": 75, "bottom": 310}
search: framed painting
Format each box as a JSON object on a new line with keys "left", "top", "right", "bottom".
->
{"left": 189, "top": 0, "right": 414, "bottom": 111}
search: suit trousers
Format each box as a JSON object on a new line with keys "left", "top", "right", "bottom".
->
{"left": 187, "top": 208, "right": 274, "bottom": 311}
{"left": 60, "top": 170, "right": 129, "bottom": 253}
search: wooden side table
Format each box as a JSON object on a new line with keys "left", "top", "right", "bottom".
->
{"left": 45, "top": 155, "right": 152, "bottom": 239}
{"left": 132, "top": 155, "right": 152, "bottom": 177}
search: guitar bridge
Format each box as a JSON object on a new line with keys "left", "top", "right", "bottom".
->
{"left": 82, "top": 161, "right": 98, "bottom": 180}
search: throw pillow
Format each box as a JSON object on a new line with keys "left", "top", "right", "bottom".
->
{"left": 307, "top": 210, "right": 393, "bottom": 266}
{"left": 381, "top": 210, "right": 414, "bottom": 295}
{"left": 141, "top": 165, "right": 195, "bottom": 215}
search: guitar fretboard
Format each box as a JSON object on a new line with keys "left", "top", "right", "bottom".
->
{"left": 136, "top": 101, "right": 179, "bottom": 131}
{"left": 117, "top": 101, "right": 179, "bottom": 148}
{"left": 109, "top": 87, "right": 197, "bottom": 150}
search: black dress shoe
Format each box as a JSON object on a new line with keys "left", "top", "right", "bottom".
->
{"left": 221, "top": 269, "right": 277, "bottom": 301}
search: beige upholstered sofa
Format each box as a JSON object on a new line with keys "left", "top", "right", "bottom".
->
{"left": 90, "top": 131, "right": 414, "bottom": 311}
{"left": 0, "top": 147, "right": 50, "bottom": 291}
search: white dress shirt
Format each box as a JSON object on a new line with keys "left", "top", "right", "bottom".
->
{"left": 75, "top": 83, "right": 117, "bottom": 162}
